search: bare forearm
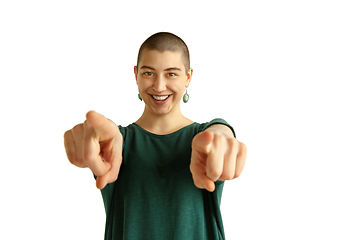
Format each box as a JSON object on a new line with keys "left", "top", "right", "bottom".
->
{"left": 205, "top": 124, "right": 235, "bottom": 139}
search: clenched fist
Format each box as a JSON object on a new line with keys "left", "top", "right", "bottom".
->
{"left": 63, "top": 111, "right": 123, "bottom": 189}
{"left": 190, "top": 125, "right": 247, "bottom": 192}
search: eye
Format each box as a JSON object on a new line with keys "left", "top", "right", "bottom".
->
{"left": 143, "top": 72, "right": 154, "bottom": 77}
{"left": 167, "top": 73, "right": 178, "bottom": 77}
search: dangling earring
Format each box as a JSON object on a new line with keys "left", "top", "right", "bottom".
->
{"left": 138, "top": 93, "right": 142, "bottom": 101}
{"left": 183, "top": 88, "right": 189, "bottom": 103}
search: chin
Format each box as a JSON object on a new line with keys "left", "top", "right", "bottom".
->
{"left": 150, "top": 106, "right": 173, "bottom": 116}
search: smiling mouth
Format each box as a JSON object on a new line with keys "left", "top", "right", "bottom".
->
{"left": 151, "top": 95, "right": 170, "bottom": 101}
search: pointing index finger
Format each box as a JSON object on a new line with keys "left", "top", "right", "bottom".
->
{"left": 82, "top": 111, "right": 117, "bottom": 176}
{"left": 192, "top": 131, "right": 214, "bottom": 155}
{"left": 205, "top": 134, "right": 225, "bottom": 181}
{"left": 85, "top": 111, "right": 117, "bottom": 141}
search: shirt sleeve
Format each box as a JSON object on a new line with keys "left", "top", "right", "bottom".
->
{"left": 200, "top": 118, "right": 236, "bottom": 138}
{"left": 118, "top": 125, "right": 126, "bottom": 148}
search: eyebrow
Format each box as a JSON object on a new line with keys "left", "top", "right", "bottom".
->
{"left": 164, "top": 67, "right": 182, "bottom": 72}
{"left": 140, "top": 66, "right": 182, "bottom": 72}
{"left": 140, "top": 65, "right": 156, "bottom": 70}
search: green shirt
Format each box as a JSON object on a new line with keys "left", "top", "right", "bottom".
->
{"left": 99, "top": 119, "right": 235, "bottom": 240}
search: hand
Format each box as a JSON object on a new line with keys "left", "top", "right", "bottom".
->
{"left": 190, "top": 130, "right": 247, "bottom": 192}
{"left": 64, "top": 111, "right": 123, "bottom": 189}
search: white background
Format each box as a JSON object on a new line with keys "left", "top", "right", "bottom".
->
{"left": 1, "top": 0, "right": 359, "bottom": 239}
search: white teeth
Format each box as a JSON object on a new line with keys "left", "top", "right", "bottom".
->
{"left": 152, "top": 95, "right": 169, "bottom": 101}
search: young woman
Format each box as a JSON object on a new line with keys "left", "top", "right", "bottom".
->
{"left": 64, "top": 32, "right": 247, "bottom": 240}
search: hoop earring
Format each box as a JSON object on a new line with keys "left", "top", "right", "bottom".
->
{"left": 138, "top": 93, "right": 142, "bottom": 101}
{"left": 183, "top": 88, "right": 189, "bottom": 103}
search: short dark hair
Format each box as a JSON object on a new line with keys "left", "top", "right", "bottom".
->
{"left": 137, "top": 32, "right": 190, "bottom": 72}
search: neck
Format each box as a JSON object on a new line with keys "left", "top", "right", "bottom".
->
{"left": 135, "top": 106, "right": 193, "bottom": 135}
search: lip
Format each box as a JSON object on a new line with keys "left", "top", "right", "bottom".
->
{"left": 149, "top": 94, "right": 172, "bottom": 105}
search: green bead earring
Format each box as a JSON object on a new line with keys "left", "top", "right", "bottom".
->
{"left": 183, "top": 88, "right": 189, "bottom": 103}
{"left": 138, "top": 93, "right": 142, "bottom": 101}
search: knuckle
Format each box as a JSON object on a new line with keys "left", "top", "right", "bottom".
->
{"left": 68, "top": 155, "right": 86, "bottom": 168}
{"left": 193, "top": 179, "right": 203, "bottom": 189}
{"left": 213, "top": 134, "right": 225, "bottom": 145}
{"left": 64, "top": 130, "right": 71, "bottom": 140}
{"left": 220, "top": 170, "right": 235, "bottom": 180}
{"left": 235, "top": 166, "right": 244, "bottom": 178}
{"left": 227, "top": 139, "right": 238, "bottom": 151}
{"left": 234, "top": 171, "right": 241, "bottom": 179}
{"left": 105, "top": 173, "right": 117, "bottom": 185}
{"left": 240, "top": 142, "right": 247, "bottom": 152}
{"left": 234, "top": 162, "right": 245, "bottom": 178}
{"left": 77, "top": 156, "right": 84, "bottom": 164}
{"left": 228, "top": 138, "right": 236, "bottom": 145}
{"left": 110, "top": 174, "right": 118, "bottom": 183}
{"left": 67, "top": 155, "right": 76, "bottom": 164}
{"left": 207, "top": 167, "right": 222, "bottom": 180}
{"left": 72, "top": 123, "right": 84, "bottom": 136}
{"left": 83, "top": 152, "right": 95, "bottom": 163}
{"left": 109, "top": 166, "right": 121, "bottom": 183}
{"left": 189, "top": 169, "right": 203, "bottom": 189}
{"left": 189, "top": 163, "right": 195, "bottom": 173}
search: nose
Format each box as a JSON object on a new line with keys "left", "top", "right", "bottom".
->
{"left": 153, "top": 75, "right": 167, "bottom": 93}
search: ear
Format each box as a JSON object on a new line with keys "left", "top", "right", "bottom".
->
{"left": 185, "top": 68, "right": 193, "bottom": 88}
{"left": 134, "top": 66, "right": 138, "bottom": 85}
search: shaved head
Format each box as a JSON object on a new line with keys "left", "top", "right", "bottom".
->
{"left": 137, "top": 32, "right": 190, "bottom": 73}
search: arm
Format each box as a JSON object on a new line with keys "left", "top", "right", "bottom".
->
{"left": 190, "top": 124, "right": 247, "bottom": 192}
{"left": 205, "top": 123, "right": 235, "bottom": 138}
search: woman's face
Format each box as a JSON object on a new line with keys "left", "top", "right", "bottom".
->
{"left": 134, "top": 49, "right": 193, "bottom": 116}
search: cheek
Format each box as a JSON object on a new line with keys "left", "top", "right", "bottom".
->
{"left": 137, "top": 79, "right": 151, "bottom": 91}
{"left": 169, "top": 83, "right": 185, "bottom": 96}
{"left": 169, "top": 78, "right": 187, "bottom": 92}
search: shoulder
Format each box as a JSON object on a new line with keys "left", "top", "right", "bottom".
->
{"left": 117, "top": 123, "right": 137, "bottom": 141}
